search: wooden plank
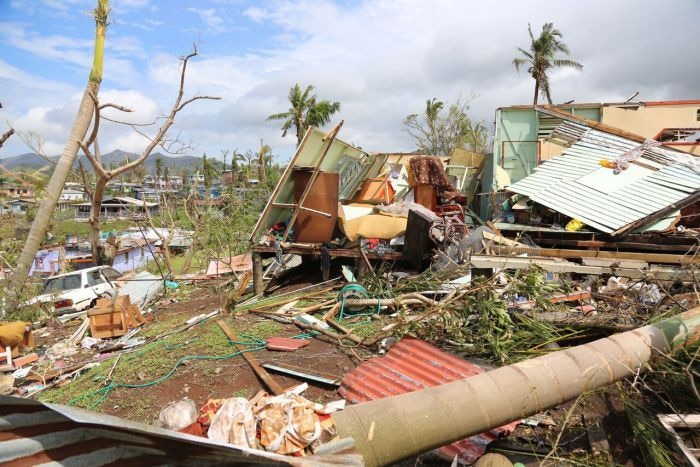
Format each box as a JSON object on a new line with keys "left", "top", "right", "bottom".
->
{"left": 490, "top": 245, "right": 700, "bottom": 265}
{"left": 469, "top": 254, "right": 700, "bottom": 281}
{"left": 535, "top": 237, "right": 697, "bottom": 253}
{"left": 252, "top": 253, "right": 264, "bottom": 296}
{"left": 248, "top": 126, "right": 316, "bottom": 242}
{"left": 254, "top": 244, "right": 403, "bottom": 261}
{"left": 271, "top": 203, "right": 332, "bottom": 218}
{"left": 582, "top": 258, "right": 648, "bottom": 269}
{"left": 658, "top": 414, "right": 700, "bottom": 467}
{"left": 216, "top": 320, "right": 284, "bottom": 395}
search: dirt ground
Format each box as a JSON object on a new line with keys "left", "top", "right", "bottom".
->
{"left": 30, "top": 282, "right": 649, "bottom": 465}
{"left": 36, "top": 285, "right": 360, "bottom": 426}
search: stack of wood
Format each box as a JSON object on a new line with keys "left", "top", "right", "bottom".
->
{"left": 88, "top": 295, "right": 145, "bottom": 339}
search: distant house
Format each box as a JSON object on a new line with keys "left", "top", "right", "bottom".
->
{"left": 188, "top": 171, "right": 205, "bottom": 185}
{"left": 30, "top": 246, "right": 63, "bottom": 276}
{"left": 59, "top": 189, "right": 87, "bottom": 202}
{"left": 167, "top": 176, "right": 184, "bottom": 190}
{"left": 31, "top": 238, "right": 157, "bottom": 276}
{"left": 53, "top": 189, "right": 88, "bottom": 213}
{"left": 119, "top": 226, "right": 193, "bottom": 254}
{"left": 111, "top": 238, "right": 156, "bottom": 273}
{"left": 134, "top": 188, "right": 160, "bottom": 203}
{"left": 0, "top": 183, "right": 34, "bottom": 198}
{"left": 0, "top": 199, "right": 36, "bottom": 216}
{"left": 75, "top": 196, "right": 159, "bottom": 221}
{"left": 109, "top": 181, "right": 140, "bottom": 194}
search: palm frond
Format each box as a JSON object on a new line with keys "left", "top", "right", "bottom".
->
{"left": 266, "top": 111, "right": 291, "bottom": 122}
{"left": 552, "top": 59, "right": 583, "bottom": 70}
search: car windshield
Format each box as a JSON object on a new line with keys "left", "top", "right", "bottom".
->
{"left": 42, "top": 274, "right": 82, "bottom": 294}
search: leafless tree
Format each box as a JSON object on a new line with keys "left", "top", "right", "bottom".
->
{"left": 78, "top": 47, "right": 220, "bottom": 265}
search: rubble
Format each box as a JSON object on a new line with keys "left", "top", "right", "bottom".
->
{"left": 4, "top": 117, "right": 700, "bottom": 465}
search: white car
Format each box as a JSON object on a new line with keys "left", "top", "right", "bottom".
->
{"left": 27, "top": 266, "right": 123, "bottom": 315}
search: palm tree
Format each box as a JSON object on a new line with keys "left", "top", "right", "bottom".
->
{"left": 513, "top": 23, "right": 582, "bottom": 105}
{"left": 154, "top": 156, "right": 164, "bottom": 183}
{"left": 163, "top": 165, "right": 170, "bottom": 189}
{"left": 201, "top": 154, "right": 218, "bottom": 196}
{"left": 257, "top": 141, "right": 272, "bottom": 186}
{"left": 266, "top": 84, "right": 341, "bottom": 146}
{"left": 11, "top": 0, "right": 109, "bottom": 292}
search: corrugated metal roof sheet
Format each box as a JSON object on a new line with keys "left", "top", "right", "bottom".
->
{"left": 338, "top": 338, "right": 518, "bottom": 464}
{"left": 0, "top": 396, "right": 359, "bottom": 466}
{"left": 508, "top": 122, "right": 700, "bottom": 233}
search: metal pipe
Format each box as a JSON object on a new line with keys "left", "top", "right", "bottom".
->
{"left": 332, "top": 307, "right": 700, "bottom": 466}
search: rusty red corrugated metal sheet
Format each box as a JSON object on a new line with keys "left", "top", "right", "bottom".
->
{"left": 338, "top": 337, "right": 518, "bottom": 464}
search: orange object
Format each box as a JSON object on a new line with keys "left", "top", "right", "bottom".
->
{"left": 414, "top": 184, "right": 437, "bottom": 211}
{"left": 352, "top": 177, "right": 395, "bottom": 204}
{"left": 12, "top": 352, "right": 38, "bottom": 368}
{"left": 599, "top": 159, "right": 616, "bottom": 169}
{"left": 265, "top": 337, "right": 310, "bottom": 352}
{"left": 89, "top": 296, "right": 135, "bottom": 338}
{"left": 292, "top": 169, "right": 339, "bottom": 243}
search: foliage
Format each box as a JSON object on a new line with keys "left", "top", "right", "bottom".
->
{"left": 381, "top": 267, "right": 578, "bottom": 364}
{"left": 403, "top": 95, "right": 488, "bottom": 156}
{"left": 625, "top": 398, "right": 680, "bottom": 467}
{"left": 513, "top": 22, "right": 583, "bottom": 104}
{"left": 267, "top": 84, "right": 341, "bottom": 146}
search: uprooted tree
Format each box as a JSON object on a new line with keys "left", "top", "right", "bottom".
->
{"left": 10, "top": 0, "right": 109, "bottom": 293}
{"left": 403, "top": 95, "right": 488, "bottom": 156}
{"left": 78, "top": 47, "right": 219, "bottom": 265}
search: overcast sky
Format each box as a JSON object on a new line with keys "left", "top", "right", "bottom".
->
{"left": 1, "top": 0, "right": 698, "bottom": 163}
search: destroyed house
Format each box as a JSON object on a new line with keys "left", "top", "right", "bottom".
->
{"left": 488, "top": 106, "right": 700, "bottom": 257}
{"left": 249, "top": 124, "right": 484, "bottom": 293}
{"left": 485, "top": 100, "right": 700, "bottom": 218}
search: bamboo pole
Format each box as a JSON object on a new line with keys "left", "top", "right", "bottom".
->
{"left": 332, "top": 307, "right": 700, "bottom": 467}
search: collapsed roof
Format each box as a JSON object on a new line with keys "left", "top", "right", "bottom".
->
{"left": 506, "top": 106, "right": 700, "bottom": 235}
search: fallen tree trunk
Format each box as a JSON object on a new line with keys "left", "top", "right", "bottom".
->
{"left": 526, "top": 311, "right": 637, "bottom": 333}
{"left": 332, "top": 307, "right": 700, "bottom": 466}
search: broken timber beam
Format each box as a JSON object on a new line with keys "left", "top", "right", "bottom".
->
{"left": 332, "top": 307, "right": 700, "bottom": 467}
{"left": 469, "top": 254, "right": 700, "bottom": 281}
{"left": 252, "top": 252, "right": 264, "bottom": 296}
{"left": 216, "top": 320, "right": 284, "bottom": 395}
{"left": 490, "top": 245, "right": 700, "bottom": 265}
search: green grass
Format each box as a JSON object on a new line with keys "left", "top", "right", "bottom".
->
{"left": 37, "top": 315, "right": 278, "bottom": 412}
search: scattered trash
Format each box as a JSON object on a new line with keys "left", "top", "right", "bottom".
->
{"left": 80, "top": 336, "right": 102, "bottom": 349}
{"left": 45, "top": 341, "right": 79, "bottom": 360}
{"left": 205, "top": 383, "right": 344, "bottom": 455}
{"left": 264, "top": 337, "right": 310, "bottom": 352}
{"left": 159, "top": 398, "right": 198, "bottom": 431}
{"left": 0, "top": 374, "right": 14, "bottom": 395}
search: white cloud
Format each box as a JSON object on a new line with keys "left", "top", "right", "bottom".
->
{"left": 243, "top": 6, "right": 267, "bottom": 23}
{"left": 3, "top": 0, "right": 700, "bottom": 163}
{"left": 187, "top": 7, "right": 226, "bottom": 32}
{"left": 0, "top": 22, "right": 93, "bottom": 67}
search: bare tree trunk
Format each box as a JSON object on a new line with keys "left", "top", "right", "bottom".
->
{"left": 10, "top": 0, "right": 108, "bottom": 293}
{"left": 89, "top": 176, "right": 109, "bottom": 265}
{"left": 533, "top": 78, "right": 540, "bottom": 105}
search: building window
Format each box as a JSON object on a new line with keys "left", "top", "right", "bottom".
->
{"left": 124, "top": 251, "right": 130, "bottom": 262}
{"left": 697, "top": 109, "right": 700, "bottom": 121}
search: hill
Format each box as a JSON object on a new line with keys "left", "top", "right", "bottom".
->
{"left": 0, "top": 150, "right": 205, "bottom": 173}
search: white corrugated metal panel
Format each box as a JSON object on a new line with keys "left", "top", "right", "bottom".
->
{"left": 508, "top": 123, "right": 700, "bottom": 233}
